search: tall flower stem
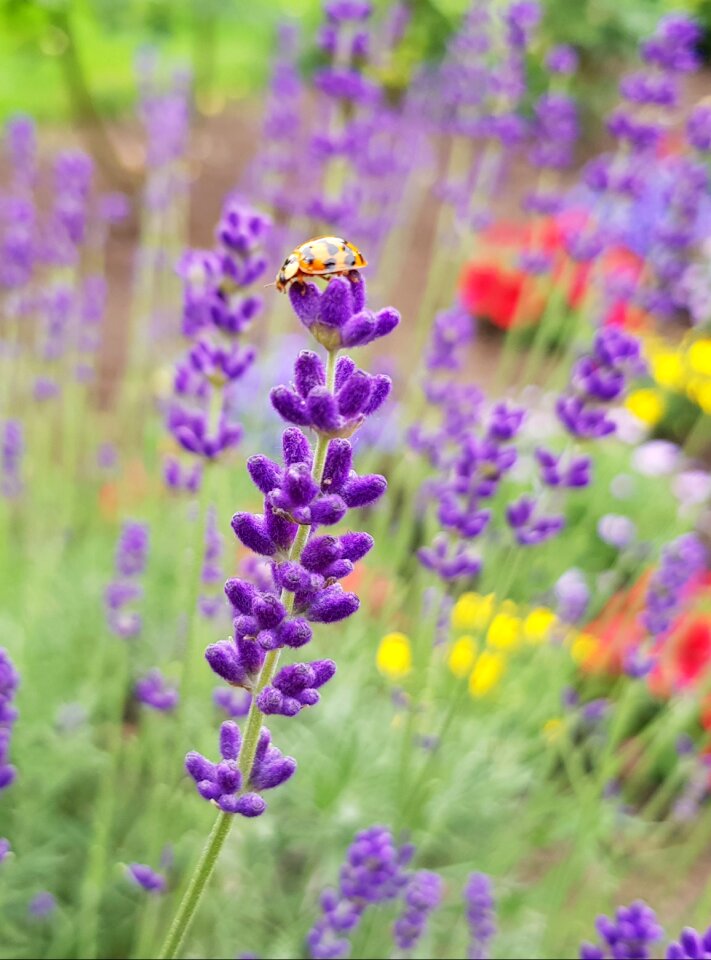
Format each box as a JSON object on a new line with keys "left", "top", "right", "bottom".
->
{"left": 158, "top": 347, "right": 337, "bottom": 960}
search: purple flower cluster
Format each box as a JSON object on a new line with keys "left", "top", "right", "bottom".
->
{"left": 307, "top": 826, "right": 415, "bottom": 959}
{"left": 418, "top": 401, "right": 524, "bottom": 581}
{"left": 0, "top": 837, "right": 10, "bottom": 863}
{"left": 127, "top": 863, "right": 167, "bottom": 894}
{"left": 135, "top": 670, "right": 179, "bottom": 713}
{"left": 0, "top": 648, "right": 19, "bottom": 791}
{"left": 393, "top": 870, "right": 444, "bottom": 951}
{"left": 166, "top": 200, "right": 270, "bottom": 469}
{"left": 465, "top": 872, "right": 496, "bottom": 960}
{"left": 189, "top": 269, "right": 397, "bottom": 818}
{"left": 185, "top": 721, "right": 295, "bottom": 816}
{"left": 641, "top": 533, "right": 706, "bottom": 638}
{"left": 506, "top": 494, "right": 565, "bottom": 547}
{"left": 1, "top": 420, "right": 23, "bottom": 499}
{"left": 104, "top": 522, "right": 150, "bottom": 639}
{"left": 667, "top": 926, "right": 711, "bottom": 959}
{"left": 213, "top": 686, "right": 252, "bottom": 718}
{"left": 557, "top": 328, "right": 644, "bottom": 440}
{"left": 579, "top": 901, "right": 663, "bottom": 959}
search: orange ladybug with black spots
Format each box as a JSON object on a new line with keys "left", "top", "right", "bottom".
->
{"left": 275, "top": 237, "right": 367, "bottom": 292}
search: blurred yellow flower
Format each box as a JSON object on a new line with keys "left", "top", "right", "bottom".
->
{"left": 523, "top": 607, "right": 557, "bottom": 644}
{"left": 688, "top": 339, "right": 711, "bottom": 378}
{"left": 688, "top": 378, "right": 711, "bottom": 415}
{"left": 376, "top": 632, "right": 412, "bottom": 680}
{"left": 570, "top": 632, "right": 598, "bottom": 665}
{"left": 452, "top": 592, "right": 494, "bottom": 632}
{"left": 487, "top": 606, "right": 521, "bottom": 650}
{"left": 543, "top": 717, "right": 564, "bottom": 743}
{"left": 468, "top": 651, "right": 505, "bottom": 697}
{"left": 448, "top": 636, "right": 478, "bottom": 678}
{"left": 625, "top": 388, "right": 665, "bottom": 426}
{"left": 650, "top": 350, "right": 684, "bottom": 390}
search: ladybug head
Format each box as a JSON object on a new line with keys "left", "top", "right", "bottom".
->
{"left": 275, "top": 254, "right": 300, "bottom": 293}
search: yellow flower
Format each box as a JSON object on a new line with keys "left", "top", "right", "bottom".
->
{"left": 523, "top": 607, "right": 557, "bottom": 645}
{"left": 448, "top": 636, "right": 478, "bottom": 678}
{"left": 570, "top": 632, "right": 598, "bottom": 665}
{"left": 487, "top": 606, "right": 521, "bottom": 650}
{"left": 451, "top": 592, "right": 494, "bottom": 632}
{"left": 625, "top": 388, "right": 665, "bottom": 426}
{"left": 468, "top": 651, "right": 505, "bottom": 697}
{"left": 650, "top": 350, "right": 684, "bottom": 390}
{"left": 687, "top": 378, "right": 711, "bottom": 415}
{"left": 376, "top": 632, "right": 412, "bottom": 680}
{"left": 543, "top": 718, "right": 564, "bottom": 743}
{"left": 687, "top": 339, "right": 711, "bottom": 378}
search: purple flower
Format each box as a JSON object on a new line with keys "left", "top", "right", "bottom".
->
{"left": 1, "top": 420, "right": 23, "bottom": 499}
{"left": 687, "top": 103, "right": 711, "bottom": 152}
{"left": 29, "top": 892, "right": 57, "bottom": 920}
{"left": 307, "top": 826, "right": 413, "bottom": 959}
{"left": 546, "top": 44, "right": 579, "bottom": 75}
{"left": 557, "top": 329, "right": 644, "bottom": 440}
{"left": 0, "top": 837, "right": 10, "bottom": 863}
{"left": 135, "top": 670, "right": 179, "bottom": 713}
{"left": 465, "top": 872, "right": 496, "bottom": 960}
{"left": 127, "top": 863, "right": 167, "bottom": 893}
{"left": 640, "top": 533, "right": 706, "bottom": 639}
{"left": 393, "top": 870, "right": 443, "bottom": 951}
{"left": 667, "top": 926, "right": 711, "bottom": 959}
{"left": 641, "top": 15, "right": 701, "bottom": 74}
{"left": 185, "top": 721, "right": 295, "bottom": 816}
{"left": 555, "top": 569, "right": 590, "bottom": 624}
{"left": 579, "top": 900, "right": 663, "bottom": 959}
{"left": 597, "top": 514, "right": 636, "bottom": 550}
{"left": 105, "top": 522, "right": 150, "bottom": 640}
{"left": 213, "top": 687, "right": 252, "bottom": 718}
{"left": 0, "top": 648, "right": 19, "bottom": 792}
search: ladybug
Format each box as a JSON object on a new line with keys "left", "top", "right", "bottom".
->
{"left": 275, "top": 237, "right": 367, "bottom": 292}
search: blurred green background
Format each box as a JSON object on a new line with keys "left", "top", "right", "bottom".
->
{"left": 0, "top": 0, "right": 707, "bottom": 124}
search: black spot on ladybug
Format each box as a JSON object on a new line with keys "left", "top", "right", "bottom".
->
{"left": 325, "top": 242, "right": 341, "bottom": 256}
{"left": 302, "top": 247, "right": 315, "bottom": 264}
{"left": 324, "top": 258, "right": 337, "bottom": 269}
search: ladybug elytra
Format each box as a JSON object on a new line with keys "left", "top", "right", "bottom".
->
{"left": 275, "top": 237, "right": 367, "bottom": 292}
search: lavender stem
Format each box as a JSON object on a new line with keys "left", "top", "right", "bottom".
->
{"left": 159, "top": 347, "right": 338, "bottom": 959}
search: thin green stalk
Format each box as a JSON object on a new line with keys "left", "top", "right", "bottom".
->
{"left": 158, "top": 349, "right": 337, "bottom": 959}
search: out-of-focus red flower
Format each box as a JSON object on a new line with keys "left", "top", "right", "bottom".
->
{"left": 459, "top": 213, "right": 649, "bottom": 332}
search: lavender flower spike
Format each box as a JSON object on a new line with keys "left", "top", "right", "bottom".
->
{"left": 465, "top": 873, "right": 496, "bottom": 960}
{"left": 0, "top": 648, "right": 19, "bottom": 791}
{"left": 579, "top": 901, "right": 663, "bottom": 959}
{"left": 127, "top": 863, "right": 167, "bottom": 893}
{"left": 166, "top": 256, "right": 400, "bottom": 959}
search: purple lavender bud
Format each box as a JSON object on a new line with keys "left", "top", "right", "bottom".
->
{"left": 134, "top": 670, "right": 179, "bottom": 712}
{"left": 341, "top": 474, "right": 387, "bottom": 508}
{"left": 224, "top": 578, "right": 257, "bottom": 615}
{"left": 283, "top": 427, "right": 313, "bottom": 467}
{"left": 340, "top": 532, "right": 374, "bottom": 562}
{"left": 465, "top": 873, "right": 496, "bottom": 960}
{"left": 213, "top": 687, "right": 252, "bottom": 718}
{"left": 220, "top": 721, "right": 242, "bottom": 761}
{"left": 231, "top": 513, "right": 276, "bottom": 557}
{"left": 667, "top": 926, "right": 711, "bottom": 959}
{"left": 581, "top": 900, "right": 663, "bottom": 959}
{"left": 295, "top": 350, "right": 326, "bottom": 396}
{"left": 687, "top": 103, "right": 711, "bottom": 152}
{"left": 271, "top": 385, "right": 312, "bottom": 427}
{"left": 247, "top": 456, "right": 282, "bottom": 494}
{"left": 307, "top": 586, "right": 360, "bottom": 623}
{"left": 127, "top": 863, "right": 167, "bottom": 894}
{"left": 322, "top": 439, "right": 353, "bottom": 493}
{"left": 393, "top": 870, "right": 443, "bottom": 951}
{"left": 282, "top": 463, "right": 321, "bottom": 507}
{"left": 275, "top": 618, "right": 313, "bottom": 648}
{"left": 0, "top": 837, "right": 10, "bottom": 863}
{"left": 185, "top": 752, "right": 216, "bottom": 783}
{"left": 546, "top": 44, "right": 579, "bottom": 74}
{"left": 302, "top": 536, "right": 341, "bottom": 572}
{"left": 29, "top": 892, "right": 56, "bottom": 919}
{"left": 307, "top": 495, "right": 348, "bottom": 526}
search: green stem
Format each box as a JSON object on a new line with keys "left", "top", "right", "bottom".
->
{"left": 158, "top": 349, "right": 337, "bottom": 959}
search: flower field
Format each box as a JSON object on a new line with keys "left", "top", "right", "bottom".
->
{"left": 2, "top": 2, "right": 711, "bottom": 958}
